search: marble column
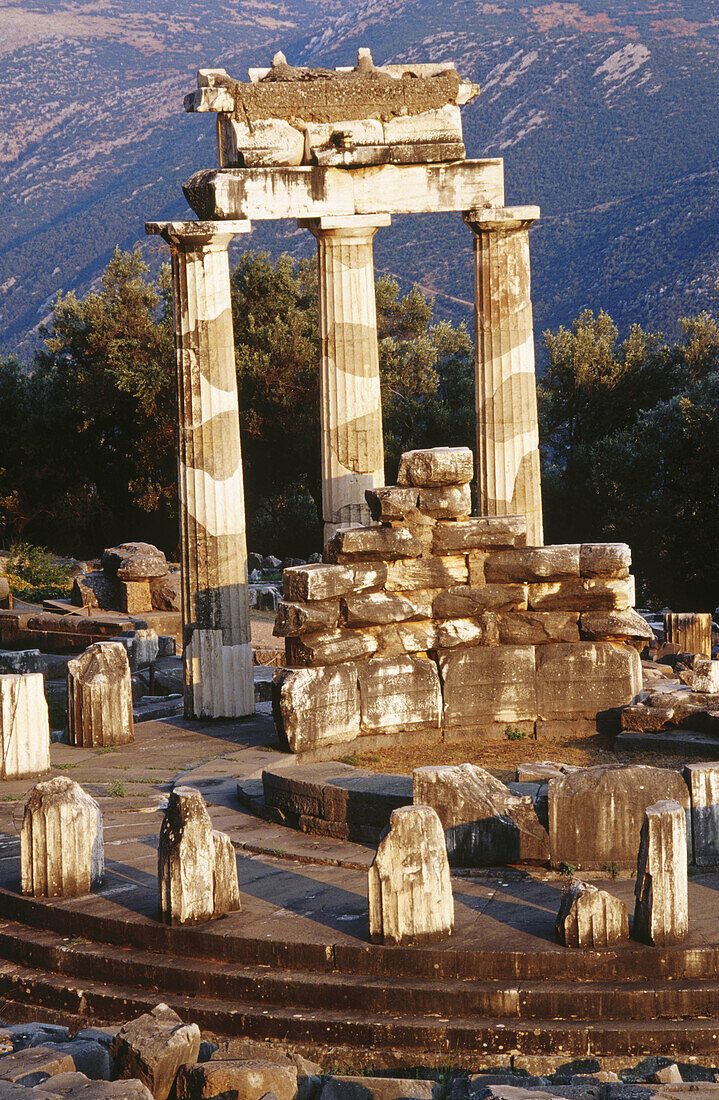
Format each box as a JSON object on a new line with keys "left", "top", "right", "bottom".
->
{"left": 145, "top": 220, "right": 254, "bottom": 719}
{"left": 300, "top": 214, "right": 390, "bottom": 543}
{"left": 463, "top": 206, "right": 543, "bottom": 546}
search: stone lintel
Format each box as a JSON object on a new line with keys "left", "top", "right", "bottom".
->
{"left": 463, "top": 205, "right": 540, "bottom": 232}
{"left": 183, "top": 159, "right": 505, "bottom": 221}
{"left": 145, "top": 219, "right": 252, "bottom": 249}
{"left": 298, "top": 213, "right": 392, "bottom": 232}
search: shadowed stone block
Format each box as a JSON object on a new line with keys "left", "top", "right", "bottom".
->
{"left": 283, "top": 564, "right": 353, "bottom": 602}
{"left": 417, "top": 483, "right": 471, "bottom": 519}
{"left": 549, "top": 764, "right": 692, "bottom": 871}
{"left": 439, "top": 645, "right": 537, "bottom": 731}
{"left": 272, "top": 664, "right": 360, "bottom": 753}
{"left": 112, "top": 1004, "right": 201, "bottom": 1100}
{"left": 665, "top": 612, "right": 711, "bottom": 658}
{"left": 414, "top": 763, "right": 549, "bottom": 865}
{"left": 21, "top": 777, "right": 104, "bottom": 897}
{"left": 0, "top": 1045, "right": 76, "bottom": 1085}
{"left": 580, "top": 610, "right": 653, "bottom": 645}
{"left": 67, "top": 641, "right": 134, "bottom": 748}
{"left": 434, "top": 584, "right": 528, "bottom": 617}
{"left": 431, "top": 516, "right": 527, "bottom": 553}
{"left": 633, "top": 799, "right": 689, "bottom": 945}
{"left": 579, "top": 543, "right": 631, "bottom": 578}
{"left": 320, "top": 1078, "right": 436, "bottom": 1100}
{"left": 685, "top": 763, "right": 719, "bottom": 866}
{"left": 102, "top": 542, "right": 168, "bottom": 580}
{"left": 0, "top": 672, "right": 50, "bottom": 780}
{"left": 368, "top": 805, "right": 453, "bottom": 945}
{"left": 535, "top": 642, "right": 641, "bottom": 720}
{"left": 397, "top": 446, "right": 473, "bottom": 487}
{"left": 273, "top": 600, "right": 339, "bottom": 637}
{"left": 285, "top": 628, "right": 378, "bottom": 667}
{"left": 556, "top": 879, "right": 629, "bottom": 947}
{"left": 158, "top": 786, "right": 214, "bottom": 925}
{"left": 175, "top": 1059, "right": 298, "bottom": 1100}
{"left": 212, "top": 829, "right": 241, "bottom": 917}
{"left": 324, "top": 526, "right": 422, "bottom": 563}
{"left": 365, "top": 486, "right": 419, "bottom": 521}
{"left": 485, "top": 546, "right": 580, "bottom": 583}
{"left": 358, "top": 656, "right": 442, "bottom": 733}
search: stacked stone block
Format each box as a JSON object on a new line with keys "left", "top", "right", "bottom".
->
{"left": 273, "top": 447, "right": 643, "bottom": 756}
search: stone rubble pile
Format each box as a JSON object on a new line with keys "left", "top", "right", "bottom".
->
{"left": 71, "top": 543, "right": 181, "bottom": 615}
{"left": 273, "top": 447, "right": 645, "bottom": 756}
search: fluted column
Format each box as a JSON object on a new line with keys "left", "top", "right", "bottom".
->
{"left": 463, "top": 206, "right": 543, "bottom": 545}
{"left": 300, "top": 214, "right": 390, "bottom": 543}
{"left": 145, "top": 219, "right": 254, "bottom": 719}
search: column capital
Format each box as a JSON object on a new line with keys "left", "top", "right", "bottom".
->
{"left": 145, "top": 219, "right": 252, "bottom": 250}
{"left": 298, "top": 213, "right": 391, "bottom": 239}
{"left": 463, "top": 205, "right": 540, "bottom": 233}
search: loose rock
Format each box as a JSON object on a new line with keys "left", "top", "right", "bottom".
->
{"left": 555, "top": 879, "right": 629, "bottom": 947}
{"left": 111, "top": 1004, "right": 201, "bottom": 1100}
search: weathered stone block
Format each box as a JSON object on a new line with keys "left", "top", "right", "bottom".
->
{"left": 0, "top": 672, "right": 50, "bottom": 779}
{"left": 158, "top": 786, "right": 214, "bottom": 925}
{"left": 0, "top": 1045, "right": 76, "bottom": 1085}
{"left": 150, "top": 568, "right": 181, "bottom": 612}
{"left": 283, "top": 563, "right": 353, "bottom": 601}
{"left": 272, "top": 664, "right": 360, "bottom": 753}
{"left": 397, "top": 446, "right": 473, "bottom": 487}
{"left": 579, "top": 543, "right": 631, "bottom": 578}
{"left": 439, "top": 645, "right": 537, "bottom": 730}
{"left": 665, "top": 612, "right": 712, "bottom": 657}
{"left": 392, "top": 620, "right": 439, "bottom": 654}
{"left": 414, "top": 763, "right": 549, "bottom": 865}
{"left": 555, "top": 879, "right": 628, "bottom": 947}
{"left": 434, "top": 584, "right": 528, "bottom": 617}
{"left": 273, "top": 600, "right": 339, "bottom": 637}
{"left": 417, "top": 484, "right": 471, "bottom": 519}
{"left": 212, "top": 829, "right": 241, "bottom": 917}
{"left": 498, "top": 612, "right": 579, "bottom": 646}
{"left": 343, "top": 591, "right": 432, "bottom": 626}
{"left": 71, "top": 571, "right": 121, "bottom": 611}
{"left": 102, "top": 542, "right": 168, "bottom": 580}
{"left": 434, "top": 614, "right": 499, "bottom": 649}
{"left": 285, "top": 627, "right": 378, "bottom": 666}
{"left": 484, "top": 545, "right": 580, "bottom": 583}
{"left": 548, "top": 764, "right": 692, "bottom": 870}
{"left": 431, "top": 516, "right": 527, "bottom": 554}
{"left": 535, "top": 642, "right": 642, "bottom": 720}
{"left": 368, "top": 804, "right": 453, "bottom": 945}
{"left": 67, "top": 641, "right": 134, "bottom": 748}
{"left": 120, "top": 579, "right": 153, "bottom": 614}
{"left": 384, "top": 555, "right": 468, "bottom": 591}
{"left": 692, "top": 659, "right": 719, "bottom": 694}
{"left": 516, "top": 761, "right": 579, "bottom": 782}
{"left": 365, "top": 486, "right": 419, "bottom": 521}
{"left": 351, "top": 562, "right": 389, "bottom": 590}
{"left": 21, "top": 777, "right": 104, "bottom": 897}
{"left": 112, "top": 1004, "right": 201, "bottom": 1100}
{"left": 620, "top": 704, "right": 676, "bottom": 732}
{"left": 684, "top": 762, "right": 719, "bottom": 866}
{"left": 528, "top": 577, "right": 635, "bottom": 611}
{"left": 580, "top": 610, "right": 653, "bottom": 645}
{"left": 324, "top": 526, "right": 422, "bottom": 562}
{"left": 358, "top": 656, "right": 442, "bottom": 733}
{"left": 175, "top": 1059, "right": 298, "bottom": 1100}
{"left": 320, "top": 1077, "right": 436, "bottom": 1100}
{"left": 467, "top": 550, "right": 487, "bottom": 586}
{"left": 633, "top": 799, "right": 689, "bottom": 945}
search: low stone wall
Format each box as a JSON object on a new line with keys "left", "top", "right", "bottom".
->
{"left": 272, "top": 448, "right": 646, "bottom": 757}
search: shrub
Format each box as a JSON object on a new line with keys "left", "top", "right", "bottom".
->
{"left": 5, "top": 542, "right": 74, "bottom": 602}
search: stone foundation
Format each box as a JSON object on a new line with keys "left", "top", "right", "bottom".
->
{"left": 272, "top": 448, "right": 643, "bottom": 757}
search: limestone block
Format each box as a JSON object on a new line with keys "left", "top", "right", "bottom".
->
{"left": 434, "top": 584, "right": 528, "bottom": 617}
{"left": 417, "top": 484, "right": 472, "bottom": 519}
{"left": 498, "top": 611, "right": 580, "bottom": 646}
{"left": 358, "top": 656, "right": 442, "bottom": 733}
{"left": 435, "top": 614, "right": 499, "bottom": 649}
{"left": 467, "top": 550, "right": 488, "bottom": 585}
{"left": 0, "top": 1045, "right": 76, "bottom": 1084}
{"left": 528, "top": 577, "right": 635, "bottom": 612}
{"left": 384, "top": 555, "right": 468, "bottom": 592}
{"left": 432, "top": 516, "right": 527, "bottom": 554}
{"left": 633, "top": 799, "right": 689, "bottom": 945}
{"left": 150, "top": 569, "right": 182, "bottom": 611}
{"left": 0, "top": 673, "right": 50, "bottom": 779}
{"left": 273, "top": 600, "right": 339, "bottom": 637}
{"left": 111, "top": 1004, "right": 201, "bottom": 1100}
{"left": 351, "top": 562, "right": 389, "bottom": 590}
{"left": 175, "top": 1059, "right": 298, "bottom": 1100}
{"left": 71, "top": 571, "right": 120, "bottom": 610}
{"left": 102, "top": 542, "right": 168, "bottom": 580}
{"left": 212, "top": 830, "right": 241, "bottom": 917}
{"left": 217, "top": 116, "right": 305, "bottom": 167}
{"left": 485, "top": 546, "right": 580, "bottom": 583}
{"left": 343, "top": 591, "right": 432, "bottom": 626}
{"left": 21, "top": 777, "right": 104, "bottom": 898}
{"left": 158, "top": 786, "right": 214, "bottom": 925}
{"left": 535, "top": 642, "right": 642, "bottom": 720}
{"left": 397, "top": 446, "right": 473, "bottom": 487}
{"left": 580, "top": 543, "right": 631, "bottom": 578}
{"left": 67, "top": 641, "right": 134, "bottom": 748}
{"left": 120, "top": 580, "right": 153, "bottom": 614}
{"left": 285, "top": 627, "right": 378, "bottom": 666}
{"left": 516, "top": 761, "right": 579, "bottom": 782}
{"left": 439, "top": 645, "right": 537, "bottom": 730}
{"left": 368, "top": 805, "right": 453, "bottom": 945}
{"left": 684, "top": 763, "right": 719, "bottom": 866}
{"left": 365, "top": 486, "right": 419, "bottom": 521}
{"left": 580, "top": 610, "right": 654, "bottom": 644}
{"left": 548, "top": 764, "right": 692, "bottom": 870}
{"left": 272, "top": 664, "right": 360, "bottom": 752}
{"left": 620, "top": 703, "right": 676, "bottom": 732}
{"left": 414, "top": 763, "right": 549, "bottom": 865}
{"left": 283, "top": 563, "right": 353, "bottom": 602}
{"left": 692, "top": 659, "right": 719, "bottom": 694}
{"left": 393, "top": 620, "right": 439, "bottom": 654}
{"left": 555, "top": 880, "right": 629, "bottom": 947}
{"left": 665, "top": 612, "right": 712, "bottom": 657}
{"left": 324, "top": 526, "right": 422, "bottom": 562}
{"left": 320, "top": 1077, "right": 436, "bottom": 1100}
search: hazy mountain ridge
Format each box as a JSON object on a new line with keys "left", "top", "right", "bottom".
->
{"left": 0, "top": 0, "right": 717, "bottom": 358}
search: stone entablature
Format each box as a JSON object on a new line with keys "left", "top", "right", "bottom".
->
{"left": 272, "top": 447, "right": 644, "bottom": 757}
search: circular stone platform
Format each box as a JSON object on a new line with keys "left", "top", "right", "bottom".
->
{"left": 1, "top": 714, "right": 719, "bottom": 1070}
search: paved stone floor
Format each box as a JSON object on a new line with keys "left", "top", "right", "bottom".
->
{"left": 1, "top": 714, "right": 719, "bottom": 959}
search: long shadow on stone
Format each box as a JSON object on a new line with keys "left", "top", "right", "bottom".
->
{"left": 236, "top": 859, "right": 370, "bottom": 939}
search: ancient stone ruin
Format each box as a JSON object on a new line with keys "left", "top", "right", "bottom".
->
{"left": 21, "top": 776, "right": 104, "bottom": 898}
